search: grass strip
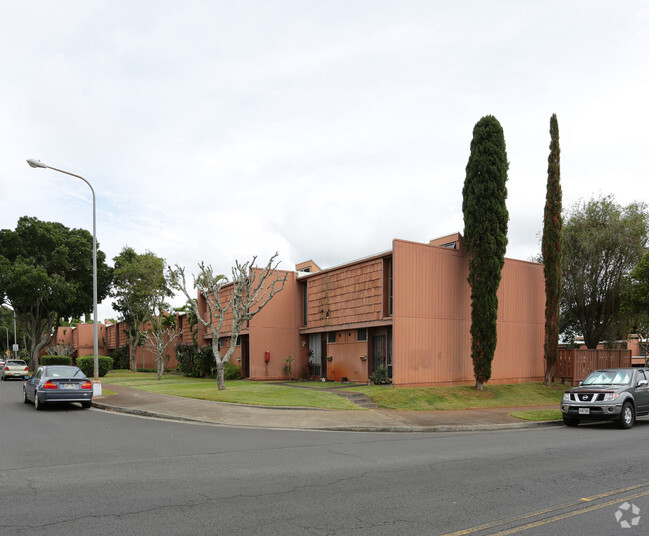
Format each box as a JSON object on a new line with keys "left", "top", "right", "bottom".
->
{"left": 509, "top": 409, "right": 563, "bottom": 421}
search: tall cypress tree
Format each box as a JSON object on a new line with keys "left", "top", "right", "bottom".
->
{"left": 462, "top": 115, "right": 509, "bottom": 390}
{"left": 542, "top": 114, "right": 562, "bottom": 385}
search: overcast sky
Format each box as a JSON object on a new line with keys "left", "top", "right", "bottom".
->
{"left": 2, "top": 1, "right": 648, "bottom": 320}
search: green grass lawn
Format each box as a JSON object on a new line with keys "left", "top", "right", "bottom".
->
{"left": 102, "top": 371, "right": 566, "bottom": 414}
{"left": 278, "top": 380, "right": 354, "bottom": 389}
{"left": 347, "top": 382, "right": 566, "bottom": 411}
{"left": 102, "top": 371, "right": 360, "bottom": 410}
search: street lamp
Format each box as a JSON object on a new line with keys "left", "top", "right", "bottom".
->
{"left": 26, "top": 159, "right": 102, "bottom": 396}
{"left": 2, "top": 326, "right": 8, "bottom": 358}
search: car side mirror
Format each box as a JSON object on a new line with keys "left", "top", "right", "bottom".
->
{"left": 638, "top": 380, "right": 648, "bottom": 388}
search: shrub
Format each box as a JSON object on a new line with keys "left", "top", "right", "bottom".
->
{"left": 109, "top": 344, "right": 130, "bottom": 369}
{"left": 371, "top": 365, "right": 391, "bottom": 385}
{"left": 76, "top": 355, "right": 113, "bottom": 377}
{"left": 284, "top": 355, "right": 294, "bottom": 380}
{"left": 41, "top": 355, "right": 72, "bottom": 366}
{"left": 175, "top": 343, "right": 200, "bottom": 377}
{"left": 198, "top": 346, "right": 217, "bottom": 378}
{"left": 224, "top": 361, "right": 242, "bottom": 380}
{"left": 175, "top": 343, "right": 216, "bottom": 377}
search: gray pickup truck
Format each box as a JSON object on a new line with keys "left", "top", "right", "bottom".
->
{"left": 561, "top": 368, "right": 649, "bottom": 429}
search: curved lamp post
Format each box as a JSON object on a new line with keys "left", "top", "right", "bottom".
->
{"left": 26, "top": 159, "right": 102, "bottom": 396}
{"left": 2, "top": 326, "right": 8, "bottom": 358}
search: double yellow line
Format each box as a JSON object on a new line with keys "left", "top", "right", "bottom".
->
{"left": 442, "top": 482, "right": 649, "bottom": 536}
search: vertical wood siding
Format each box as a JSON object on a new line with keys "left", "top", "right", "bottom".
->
{"left": 392, "top": 239, "right": 545, "bottom": 385}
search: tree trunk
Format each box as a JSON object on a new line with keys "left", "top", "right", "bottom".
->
{"left": 216, "top": 360, "right": 226, "bottom": 390}
{"left": 156, "top": 352, "right": 164, "bottom": 380}
{"left": 543, "top": 366, "right": 554, "bottom": 386}
{"left": 130, "top": 340, "right": 138, "bottom": 372}
{"left": 475, "top": 380, "right": 484, "bottom": 391}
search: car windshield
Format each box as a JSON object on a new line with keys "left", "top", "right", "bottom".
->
{"left": 7, "top": 360, "right": 26, "bottom": 366}
{"left": 46, "top": 366, "right": 85, "bottom": 379}
{"left": 582, "top": 370, "right": 632, "bottom": 386}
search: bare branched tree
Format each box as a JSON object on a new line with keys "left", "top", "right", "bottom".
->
{"left": 169, "top": 253, "right": 287, "bottom": 390}
{"left": 44, "top": 343, "right": 74, "bottom": 357}
{"left": 141, "top": 301, "right": 183, "bottom": 380}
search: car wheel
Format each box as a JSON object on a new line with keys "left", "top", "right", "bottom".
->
{"left": 617, "top": 401, "right": 635, "bottom": 429}
{"left": 563, "top": 417, "right": 580, "bottom": 427}
{"left": 23, "top": 388, "right": 30, "bottom": 404}
{"left": 81, "top": 401, "right": 91, "bottom": 409}
{"left": 34, "top": 393, "right": 45, "bottom": 411}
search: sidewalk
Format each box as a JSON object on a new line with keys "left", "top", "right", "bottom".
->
{"left": 92, "top": 384, "right": 562, "bottom": 432}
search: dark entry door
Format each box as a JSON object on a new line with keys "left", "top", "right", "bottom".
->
{"left": 240, "top": 335, "right": 250, "bottom": 379}
{"left": 321, "top": 336, "right": 327, "bottom": 379}
{"left": 372, "top": 334, "right": 387, "bottom": 376}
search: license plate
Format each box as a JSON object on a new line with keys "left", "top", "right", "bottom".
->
{"left": 579, "top": 408, "right": 590, "bottom": 415}
{"left": 61, "top": 383, "right": 78, "bottom": 390}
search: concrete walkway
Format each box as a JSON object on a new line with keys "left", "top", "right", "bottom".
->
{"left": 92, "top": 383, "right": 562, "bottom": 433}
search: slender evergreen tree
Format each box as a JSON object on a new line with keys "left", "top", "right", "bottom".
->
{"left": 462, "top": 115, "right": 509, "bottom": 390}
{"left": 542, "top": 114, "right": 562, "bottom": 385}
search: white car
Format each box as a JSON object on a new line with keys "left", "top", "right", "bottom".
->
{"left": 2, "top": 359, "right": 29, "bottom": 380}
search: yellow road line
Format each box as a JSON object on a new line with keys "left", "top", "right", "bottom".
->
{"left": 441, "top": 482, "right": 649, "bottom": 536}
{"left": 488, "top": 490, "right": 649, "bottom": 536}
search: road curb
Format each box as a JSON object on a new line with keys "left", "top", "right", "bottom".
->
{"left": 92, "top": 401, "right": 564, "bottom": 432}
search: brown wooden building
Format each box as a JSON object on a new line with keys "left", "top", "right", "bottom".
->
{"left": 55, "top": 232, "right": 547, "bottom": 386}
{"left": 199, "top": 232, "right": 546, "bottom": 386}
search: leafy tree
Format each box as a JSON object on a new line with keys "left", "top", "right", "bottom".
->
{"left": 462, "top": 115, "right": 509, "bottom": 390}
{"left": 623, "top": 252, "right": 649, "bottom": 315}
{"left": 542, "top": 114, "right": 563, "bottom": 385}
{"left": 170, "top": 253, "right": 287, "bottom": 390}
{"left": 622, "top": 251, "right": 649, "bottom": 354}
{"left": 0, "top": 216, "right": 112, "bottom": 368}
{"left": 112, "top": 247, "right": 171, "bottom": 372}
{"left": 561, "top": 196, "right": 649, "bottom": 348}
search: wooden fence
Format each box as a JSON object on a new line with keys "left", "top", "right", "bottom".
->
{"left": 556, "top": 349, "right": 632, "bottom": 386}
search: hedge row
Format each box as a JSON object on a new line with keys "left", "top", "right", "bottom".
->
{"left": 76, "top": 355, "right": 114, "bottom": 377}
{"left": 41, "top": 355, "right": 72, "bottom": 366}
{"left": 174, "top": 343, "right": 241, "bottom": 379}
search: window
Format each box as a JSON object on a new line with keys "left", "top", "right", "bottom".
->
{"left": 383, "top": 258, "right": 393, "bottom": 317}
{"left": 327, "top": 332, "right": 336, "bottom": 343}
{"left": 357, "top": 328, "right": 367, "bottom": 341}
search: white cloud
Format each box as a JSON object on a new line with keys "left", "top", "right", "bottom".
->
{"left": 1, "top": 0, "right": 647, "bottom": 320}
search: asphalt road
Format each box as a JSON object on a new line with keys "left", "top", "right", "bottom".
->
{"left": 1, "top": 378, "right": 648, "bottom": 536}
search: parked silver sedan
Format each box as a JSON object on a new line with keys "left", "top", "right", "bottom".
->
{"left": 2, "top": 359, "right": 29, "bottom": 380}
{"left": 23, "top": 365, "right": 93, "bottom": 410}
